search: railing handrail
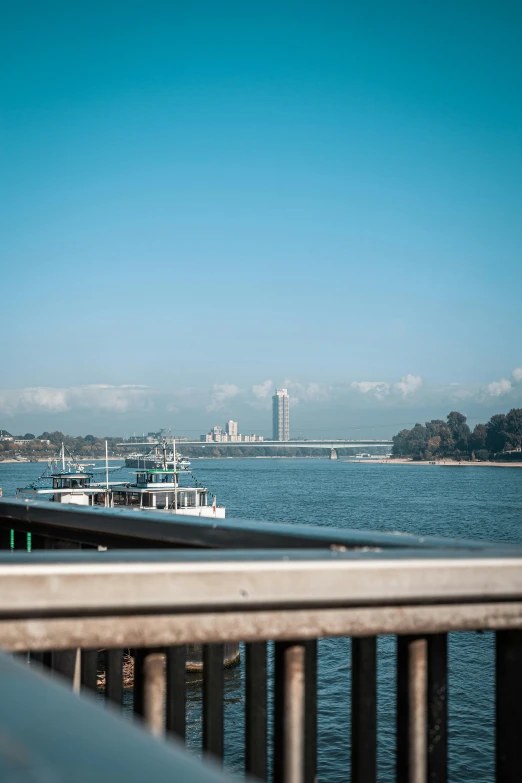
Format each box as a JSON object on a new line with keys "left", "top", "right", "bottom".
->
{"left": 1, "top": 548, "right": 522, "bottom": 615}
{"left": 0, "top": 497, "right": 516, "bottom": 552}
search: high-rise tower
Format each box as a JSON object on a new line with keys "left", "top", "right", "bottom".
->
{"left": 272, "top": 388, "right": 290, "bottom": 441}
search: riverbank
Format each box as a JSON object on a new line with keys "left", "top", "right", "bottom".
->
{"left": 0, "top": 458, "right": 122, "bottom": 464}
{"left": 353, "top": 458, "right": 522, "bottom": 468}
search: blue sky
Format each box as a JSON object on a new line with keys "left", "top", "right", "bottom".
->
{"left": 2, "top": 1, "right": 522, "bottom": 436}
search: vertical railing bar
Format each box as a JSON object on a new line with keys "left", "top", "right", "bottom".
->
{"left": 273, "top": 641, "right": 306, "bottom": 783}
{"left": 32, "top": 651, "right": 52, "bottom": 670}
{"left": 144, "top": 651, "right": 166, "bottom": 737}
{"left": 0, "top": 526, "right": 11, "bottom": 550}
{"left": 81, "top": 649, "right": 98, "bottom": 694}
{"left": 245, "top": 641, "right": 267, "bottom": 780}
{"left": 203, "top": 644, "right": 224, "bottom": 760}
{"left": 283, "top": 643, "right": 306, "bottom": 783}
{"left": 427, "top": 634, "right": 447, "bottom": 783}
{"left": 52, "top": 649, "right": 81, "bottom": 692}
{"left": 397, "top": 636, "right": 409, "bottom": 783}
{"left": 496, "top": 629, "right": 522, "bottom": 783}
{"left": 106, "top": 649, "right": 123, "bottom": 705}
{"left": 166, "top": 645, "right": 186, "bottom": 741}
{"left": 133, "top": 648, "right": 146, "bottom": 718}
{"left": 273, "top": 642, "right": 285, "bottom": 783}
{"left": 304, "top": 640, "right": 317, "bottom": 783}
{"left": 397, "top": 635, "right": 428, "bottom": 783}
{"left": 351, "top": 636, "right": 377, "bottom": 783}
{"left": 409, "top": 637, "right": 428, "bottom": 783}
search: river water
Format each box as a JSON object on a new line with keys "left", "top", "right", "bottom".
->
{"left": 1, "top": 457, "right": 521, "bottom": 782}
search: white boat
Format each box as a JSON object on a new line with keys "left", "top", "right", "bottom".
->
{"left": 109, "top": 467, "right": 224, "bottom": 518}
{"left": 18, "top": 441, "right": 224, "bottom": 518}
{"left": 125, "top": 445, "right": 191, "bottom": 471}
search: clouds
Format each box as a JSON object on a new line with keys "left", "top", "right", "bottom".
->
{"left": 486, "top": 378, "right": 512, "bottom": 397}
{"left": 483, "top": 367, "right": 522, "bottom": 398}
{"left": 0, "top": 385, "right": 152, "bottom": 416}
{"left": 394, "top": 374, "right": 423, "bottom": 397}
{"left": 1, "top": 364, "right": 521, "bottom": 432}
{"left": 282, "top": 380, "right": 333, "bottom": 405}
{"left": 206, "top": 384, "right": 241, "bottom": 412}
{"left": 351, "top": 374, "right": 423, "bottom": 400}
{"left": 251, "top": 380, "right": 273, "bottom": 403}
{"left": 351, "top": 381, "right": 391, "bottom": 400}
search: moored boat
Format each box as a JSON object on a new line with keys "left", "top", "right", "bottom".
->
{"left": 17, "top": 441, "right": 224, "bottom": 518}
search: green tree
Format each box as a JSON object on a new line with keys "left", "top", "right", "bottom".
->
{"left": 392, "top": 429, "right": 412, "bottom": 456}
{"left": 469, "top": 424, "right": 487, "bottom": 452}
{"left": 447, "top": 411, "right": 470, "bottom": 451}
{"left": 504, "top": 408, "right": 522, "bottom": 450}
{"left": 486, "top": 414, "right": 507, "bottom": 454}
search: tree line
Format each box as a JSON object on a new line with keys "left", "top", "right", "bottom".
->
{"left": 0, "top": 431, "right": 123, "bottom": 457}
{"left": 392, "top": 409, "right": 522, "bottom": 461}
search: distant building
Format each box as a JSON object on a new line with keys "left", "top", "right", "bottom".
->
{"left": 272, "top": 388, "right": 290, "bottom": 441}
{"left": 226, "top": 420, "right": 238, "bottom": 437}
{"left": 201, "top": 420, "right": 263, "bottom": 443}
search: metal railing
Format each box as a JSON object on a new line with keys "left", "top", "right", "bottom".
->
{"left": 1, "top": 498, "right": 522, "bottom": 782}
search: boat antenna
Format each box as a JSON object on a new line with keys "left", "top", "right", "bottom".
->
{"left": 173, "top": 437, "right": 178, "bottom": 514}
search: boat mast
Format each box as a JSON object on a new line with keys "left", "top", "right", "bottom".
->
{"left": 61, "top": 442, "right": 65, "bottom": 471}
{"left": 105, "top": 440, "right": 109, "bottom": 490}
{"left": 173, "top": 438, "right": 177, "bottom": 513}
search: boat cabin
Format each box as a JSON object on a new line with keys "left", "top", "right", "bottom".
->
{"left": 111, "top": 469, "right": 211, "bottom": 512}
{"left": 52, "top": 473, "right": 92, "bottom": 490}
{"left": 136, "top": 470, "right": 178, "bottom": 486}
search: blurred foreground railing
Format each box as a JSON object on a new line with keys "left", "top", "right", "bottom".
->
{"left": 1, "top": 498, "right": 522, "bottom": 783}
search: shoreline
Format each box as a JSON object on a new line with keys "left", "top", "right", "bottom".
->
{"left": 351, "top": 458, "right": 522, "bottom": 468}
{"left": 1, "top": 456, "right": 521, "bottom": 468}
{"left": 0, "top": 458, "right": 122, "bottom": 464}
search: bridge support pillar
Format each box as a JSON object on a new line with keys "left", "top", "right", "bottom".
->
{"left": 330, "top": 449, "right": 338, "bottom": 460}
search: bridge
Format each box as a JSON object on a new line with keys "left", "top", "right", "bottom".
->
{"left": 118, "top": 439, "right": 393, "bottom": 460}
{"left": 118, "top": 439, "right": 393, "bottom": 450}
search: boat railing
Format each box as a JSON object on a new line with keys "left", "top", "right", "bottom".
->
{"left": 0, "top": 497, "right": 522, "bottom": 782}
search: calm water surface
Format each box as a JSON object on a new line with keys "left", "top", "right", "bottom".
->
{"left": 1, "top": 458, "right": 521, "bottom": 782}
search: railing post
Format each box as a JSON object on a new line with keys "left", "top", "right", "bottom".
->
{"left": 397, "top": 635, "right": 428, "bottom": 783}
{"left": 133, "top": 648, "right": 146, "bottom": 717}
{"left": 427, "top": 634, "right": 447, "bottom": 783}
{"left": 274, "top": 641, "right": 306, "bottom": 783}
{"left": 0, "top": 524, "right": 10, "bottom": 550}
{"left": 106, "top": 649, "right": 123, "bottom": 705}
{"left": 143, "top": 652, "right": 166, "bottom": 737}
{"left": 52, "top": 649, "right": 81, "bottom": 692}
{"left": 49, "top": 538, "right": 81, "bottom": 687}
{"left": 245, "top": 641, "right": 267, "bottom": 780}
{"left": 203, "top": 644, "right": 224, "bottom": 761}
{"left": 352, "top": 636, "right": 377, "bottom": 783}
{"left": 496, "top": 629, "right": 522, "bottom": 783}
{"left": 81, "top": 650, "right": 98, "bottom": 694}
{"left": 166, "top": 646, "right": 186, "bottom": 741}
{"left": 304, "top": 640, "right": 317, "bottom": 783}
